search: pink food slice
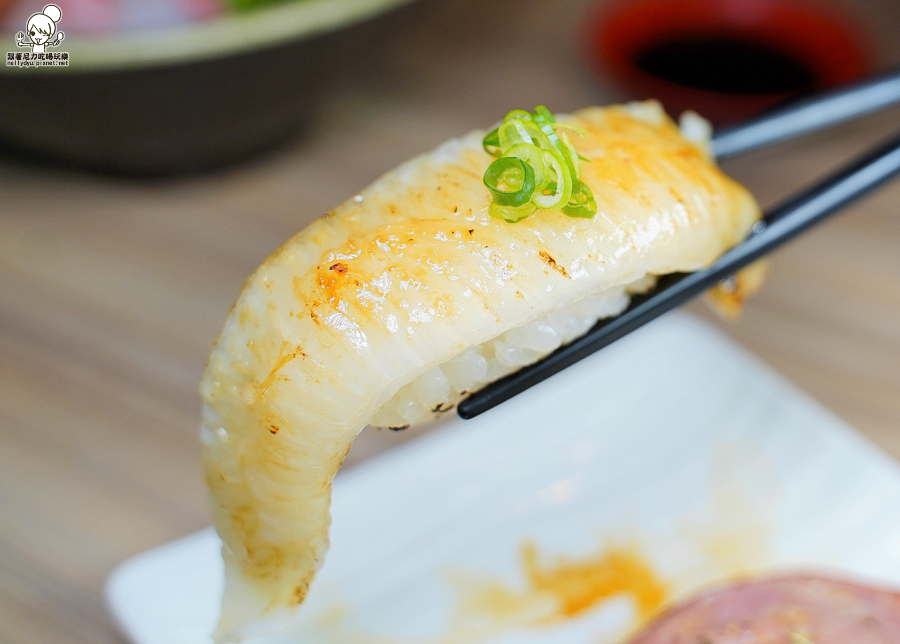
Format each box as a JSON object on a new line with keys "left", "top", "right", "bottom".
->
{"left": 628, "top": 575, "right": 900, "bottom": 644}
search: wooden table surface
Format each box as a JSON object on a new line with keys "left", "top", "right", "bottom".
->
{"left": 1, "top": 0, "right": 899, "bottom": 641}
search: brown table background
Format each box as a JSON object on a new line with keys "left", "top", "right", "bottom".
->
{"left": 2, "top": 0, "right": 900, "bottom": 641}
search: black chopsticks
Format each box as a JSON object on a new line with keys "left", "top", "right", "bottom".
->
{"left": 457, "top": 74, "right": 900, "bottom": 420}
{"left": 712, "top": 67, "right": 900, "bottom": 158}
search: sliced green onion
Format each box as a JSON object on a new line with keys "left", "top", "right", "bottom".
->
{"left": 562, "top": 180, "right": 597, "bottom": 218}
{"left": 534, "top": 105, "right": 555, "bottom": 123}
{"left": 523, "top": 120, "right": 549, "bottom": 146}
{"left": 482, "top": 105, "right": 595, "bottom": 222}
{"left": 498, "top": 119, "right": 536, "bottom": 151}
{"left": 504, "top": 109, "right": 533, "bottom": 123}
{"left": 558, "top": 130, "right": 580, "bottom": 180}
{"left": 483, "top": 157, "right": 536, "bottom": 208}
{"left": 531, "top": 110, "right": 561, "bottom": 149}
{"left": 483, "top": 127, "right": 501, "bottom": 156}
{"left": 532, "top": 108, "right": 579, "bottom": 182}
{"left": 531, "top": 150, "right": 572, "bottom": 210}
{"left": 553, "top": 122, "right": 587, "bottom": 137}
{"left": 505, "top": 143, "right": 548, "bottom": 190}
{"left": 489, "top": 201, "right": 537, "bottom": 222}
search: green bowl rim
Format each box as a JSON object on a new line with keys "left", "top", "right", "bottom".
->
{"left": 0, "top": 0, "right": 415, "bottom": 73}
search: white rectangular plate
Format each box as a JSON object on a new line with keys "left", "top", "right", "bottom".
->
{"left": 107, "top": 313, "right": 900, "bottom": 644}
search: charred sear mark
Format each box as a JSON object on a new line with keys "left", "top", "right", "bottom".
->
{"left": 388, "top": 424, "right": 410, "bottom": 431}
{"left": 268, "top": 424, "right": 280, "bottom": 435}
{"left": 431, "top": 402, "right": 454, "bottom": 413}
{"left": 329, "top": 262, "right": 348, "bottom": 274}
{"left": 539, "top": 250, "right": 570, "bottom": 278}
{"left": 468, "top": 229, "right": 474, "bottom": 234}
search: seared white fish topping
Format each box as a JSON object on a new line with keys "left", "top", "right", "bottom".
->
{"left": 201, "top": 102, "right": 760, "bottom": 642}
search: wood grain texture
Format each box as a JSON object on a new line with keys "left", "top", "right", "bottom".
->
{"left": 0, "top": 0, "right": 899, "bottom": 641}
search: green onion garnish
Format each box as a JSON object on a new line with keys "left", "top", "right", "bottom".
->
{"left": 505, "top": 143, "right": 548, "bottom": 189}
{"left": 490, "top": 202, "right": 538, "bottom": 223}
{"left": 482, "top": 128, "right": 501, "bottom": 156}
{"left": 562, "top": 180, "right": 597, "bottom": 218}
{"left": 482, "top": 105, "right": 597, "bottom": 222}
{"left": 531, "top": 151, "right": 571, "bottom": 210}
{"left": 484, "top": 157, "right": 536, "bottom": 208}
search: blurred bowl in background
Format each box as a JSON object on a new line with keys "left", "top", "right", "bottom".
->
{"left": 587, "top": 0, "right": 873, "bottom": 125}
{"left": 0, "top": 0, "right": 417, "bottom": 175}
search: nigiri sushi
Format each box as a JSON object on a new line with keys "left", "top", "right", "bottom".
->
{"left": 200, "top": 101, "right": 761, "bottom": 642}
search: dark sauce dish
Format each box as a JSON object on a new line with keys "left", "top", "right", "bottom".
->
{"left": 587, "top": 0, "right": 873, "bottom": 125}
{"left": 0, "top": 0, "right": 416, "bottom": 176}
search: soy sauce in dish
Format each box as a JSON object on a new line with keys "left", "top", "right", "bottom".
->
{"left": 635, "top": 36, "right": 818, "bottom": 94}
